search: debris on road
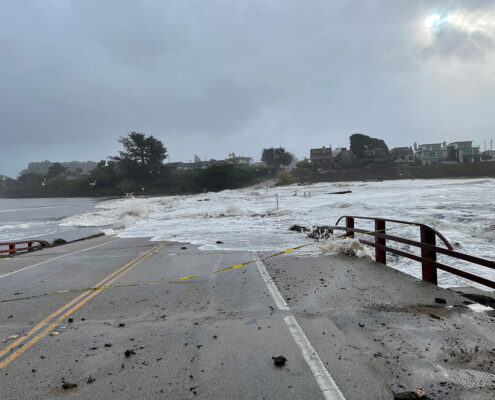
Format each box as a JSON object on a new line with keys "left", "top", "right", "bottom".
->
{"left": 289, "top": 224, "right": 333, "bottom": 239}
{"left": 394, "top": 387, "right": 427, "bottom": 399}
{"left": 434, "top": 298, "right": 446, "bottom": 304}
{"left": 289, "top": 225, "right": 309, "bottom": 233}
{"left": 49, "top": 332, "right": 60, "bottom": 336}
{"left": 124, "top": 349, "right": 136, "bottom": 358}
{"left": 181, "top": 246, "right": 187, "bottom": 250}
{"left": 118, "top": 323, "right": 126, "bottom": 327}
{"left": 460, "top": 292, "right": 495, "bottom": 308}
{"left": 272, "top": 355, "right": 287, "bottom": 367}
{"left": 326, "top": 190, "right": 352, "bottom": 194}
{"left": 216, "top": 240, "right": 224, "bottom": 244}
{"left": 87, "top": 376, "right": 95, "bottom": 384}
{"left": 104, "top": 343, "right": 112, "bottom": 347}
{"left": 61, "top": 381, "right": 78, "bottom": 390}
{"left": 7, "top": 335, "right": 19, "bottom": 340}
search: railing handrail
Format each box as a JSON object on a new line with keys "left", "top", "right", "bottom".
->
{"left": 334, "top": 215, "right": 453, "bottom": 250}
{"left": 327, "top": 226, "right": 495, "bottom": 270}
{"left": 326, "top": 216, "right": 495, "bottom": 290}
{"left": 0, "top": 240, "right": 49, "bottom": 246}
{"left": 0, "top": 240, "right": 49, "bottom": 255}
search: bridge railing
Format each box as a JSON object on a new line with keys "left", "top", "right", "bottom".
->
{"left": 324, "top": 216, "right": 495, "bottom": 290}
{"left": 0, "top": 240, "right": 50, "bottom": 255}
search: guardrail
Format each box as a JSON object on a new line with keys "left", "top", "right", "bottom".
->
{"left": 325, "top": 216, "right": 495, "bottom": 290}
{"left": 0, "top": 240, "right": 50, "bottom": 255}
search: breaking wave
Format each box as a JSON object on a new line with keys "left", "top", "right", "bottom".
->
{"left": 0, "top": 223, "right": 32, "bottom": 231}
{"left": 57, "top": 178, "right": 495, "bottom": 288}
{"left": 319, "top": 237, "right": 374, "bottom": 259}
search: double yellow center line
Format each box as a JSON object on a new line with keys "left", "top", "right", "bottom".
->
{"left": 0, "top": 241, "right": 167, "bottom": 370}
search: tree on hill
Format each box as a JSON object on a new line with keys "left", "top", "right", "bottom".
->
{"left": 19, "top": 160, "right": 97, "bottom": 176}
{"left": 295, "top": 158, "right": 311, "bottom": 169}
{"left": 90, "top": 160, "right": 119, "bottom": 189}
{"left": 261, "top": 147, "right": 294, "bottom": 169}
{"left": 112, "top": 132, "right": 167, "bottom": 177}
{"left": 350, "top": 133, "right": 389, "bottom": 160}
{"left": 46, "top": 163, "right": 68, "bottom": 180}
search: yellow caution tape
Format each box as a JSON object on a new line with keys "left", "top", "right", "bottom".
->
{"left": 0, "top": 223, "right": 415, "bottom": 304}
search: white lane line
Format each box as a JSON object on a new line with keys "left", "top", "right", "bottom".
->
{"left": 253, "top": 254, "right": 346, "bottom": 400}
{"left": 284, "top": 315, "right": 346, "bottom": 400}
{"left": 254, "top": 255, "right": 289, "bottom": 311}
{"left": 0, "top": 238, "right": 120, "bottom": 280}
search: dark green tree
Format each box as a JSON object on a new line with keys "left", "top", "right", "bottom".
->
{"left": 90, "top": 160, "right": 119, "bottom": 189}
{"left": 295, "top": 158, "right": 311, "bottom": 169}
{"left": 261, "top": 147, "right": 294, "bottom": 169}
{"left": 113, "top": 132, "right": 167, "bottom": 177}
{"left": 17, "top": 172, "right": 45, "bottom": 186}
{"left": 46, "top": 163, "right": 68, "bottom": 180}
{"left": 349, "top": 133, "right": 389, "bottom": 160}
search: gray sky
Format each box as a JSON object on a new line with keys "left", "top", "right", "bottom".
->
{"left": 1, "top": 0, "right": 495, "bottom": 177}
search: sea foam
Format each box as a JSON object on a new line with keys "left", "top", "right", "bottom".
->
{"left": 61, "top": 178, "right": 495, "bottom": 288}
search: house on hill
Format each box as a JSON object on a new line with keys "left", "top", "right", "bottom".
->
{"left": 447, "top": 141, "right": 481, "bottom": 163}
{"left": 164, "top": 154, "right": 253, "bottom": 171}
{"left": 389, "top": 147, "right": 415, "bottom": 164}
{"left": 414, "top": 143, "right": 447, "bottom": 165}
{"left": 225, "top": 154, "right": 253, "bottom": 165}
{"left": 414, "top": 141, "right": 481, "bottom": 164}
{"left": 332, "top": 148, "right": 357, "bottom": 169}
{"left": 309, "top": 146, "right": 358, "bottom": 170}
{"left": 309, "top": 146, "right": 333, "bottom": 170}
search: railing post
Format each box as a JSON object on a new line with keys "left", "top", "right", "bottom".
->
{"left": 375, "top": 219, "right": 386, "bottom": 264}
{"left": 28, "top": 241, "right": 33, "bottom": 252}
{"left": 345, "top": 217, "right": 354, "bottom": 238}
{"left": 420, "top": 226, "right": 438, "bottom": 285}
{"left": 9, "top": 243, "right": 16, "bottom": 255}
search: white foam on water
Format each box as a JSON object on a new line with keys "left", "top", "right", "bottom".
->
{"left": 467, "top": 303, "right": 494, "bottom": 312}
{"left": 61, "top": 178, "right": 495, "bottom": 288}
{"left": 0, "top": 221, "right": 58, "bottom": 241}
{"left": 318, "top": 237, "right": 374, "bottom": 259}
{"left": 0, "top": 223, "right": 32, "bottom": 231}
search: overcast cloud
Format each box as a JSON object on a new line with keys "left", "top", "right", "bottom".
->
{"left": 1, "top": 0, "right": 495, "bottom": 177}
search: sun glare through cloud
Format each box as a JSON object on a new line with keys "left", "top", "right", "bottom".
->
{"left": 425, "top": 9, "right": 495, "bottom": 34}
{"left": 425, "top": 13, "right": 441, "bottom": 30}
{"left": 420, "top": 7, "right": 495, "bottom": 62}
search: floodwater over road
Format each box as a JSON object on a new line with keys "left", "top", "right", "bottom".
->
{"left": 0, "top": 197, "right": 104, "bottom": 243}
{"left": 60, "top": 178, "right": 495, "bottom": 288}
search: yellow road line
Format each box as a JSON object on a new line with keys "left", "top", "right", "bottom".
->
{"left": 0, "top": 242, "right": 167, "bottom": 370}
{"left": 0, "top": 223, "right": 417, "bottom": 305}
{"left": 0, "top": 243, "right": 161, "bottom": 357}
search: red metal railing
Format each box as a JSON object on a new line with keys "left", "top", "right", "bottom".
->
{"left": 0, "top": 240, "right": 50, "bottom": 255}
{"left": 326, "top": 216, "right": 495, "bottom": 290}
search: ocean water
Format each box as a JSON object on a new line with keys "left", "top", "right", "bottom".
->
{"left": 60, "top": 178, "right": 495, "bottom": 288}
{"left": 1, "top": 179, "right": 494, "bottom": 288}
{"left": 0, "top": 197, "right": 104, "bottom": 243}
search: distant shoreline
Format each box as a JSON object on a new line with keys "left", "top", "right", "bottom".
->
{"left": 302, "top": 161, "right": 495, "bottom": 185}
{"left": 1, "top": 163, "right": 495, "bottom": 198}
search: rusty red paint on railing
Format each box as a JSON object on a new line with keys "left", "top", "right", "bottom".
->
{"left": 0, "top": 240, "right": 49, "bottom": 255}
{"left": 328, "top": 216, "right": 495, "bottom": 290}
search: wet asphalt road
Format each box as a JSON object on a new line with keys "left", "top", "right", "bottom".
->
{"left": 0, "top": 236, "right": 494, "bottom": 400}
